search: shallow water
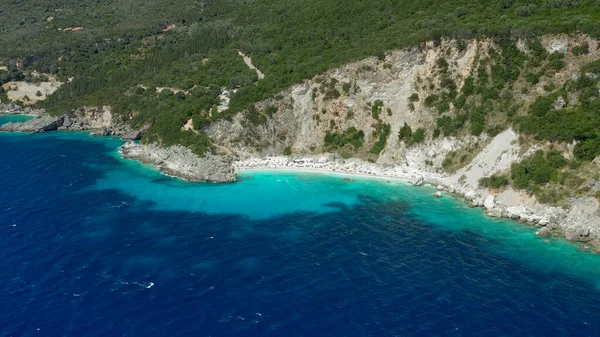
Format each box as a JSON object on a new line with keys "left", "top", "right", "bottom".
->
{"left": 0, "top": 114, "right": 34, "bottom": 126}
{"left": 1, "top": 132, "right": 600, "bottom": 336}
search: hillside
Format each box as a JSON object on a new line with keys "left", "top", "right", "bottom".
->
{"left": 1, "top": 0, "right": 600, "bottom": 152}
{"left": 2, "top": 1, "right": 600, "bottom": 239}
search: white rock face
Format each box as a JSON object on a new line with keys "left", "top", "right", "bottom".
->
{"left": 448, "top": 129, "right": 529, "bottom": 189}
{"left": 484, "top": 196, "right": 496, "bottom": 210}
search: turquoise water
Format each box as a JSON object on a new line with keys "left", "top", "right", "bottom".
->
{"left": 2, "top": 131, "right": 600, "bottom": 336}
{"left": 0, "top": 114, "right": 34, "bottom": 126}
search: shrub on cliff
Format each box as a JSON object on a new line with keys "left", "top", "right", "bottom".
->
{"left": 510, "top": 150, "right": 567, "bottom": 191}
{"left": 479, "top": 175, "right": 509, "bottom": 189}
{"left": 324, "top": 127, "right": 365, "bottom": 151}
{"left": 370, "top": 123, "right": 391, "bottom": 155}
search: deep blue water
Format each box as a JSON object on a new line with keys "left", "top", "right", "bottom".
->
{"left": 2, "top": 132, "right": 600, "bottom": 337}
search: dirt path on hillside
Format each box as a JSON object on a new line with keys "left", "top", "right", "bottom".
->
{"left": 238, "top": 50, "right": 265, "bottom": 79}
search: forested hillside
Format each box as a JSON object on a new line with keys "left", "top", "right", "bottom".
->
{"left": 2, "top": 0, "right": 600, "bottom": 155}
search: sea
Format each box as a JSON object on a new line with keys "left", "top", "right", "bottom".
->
{"left": 2, "top": 115, "right": 600, "bottom": 337}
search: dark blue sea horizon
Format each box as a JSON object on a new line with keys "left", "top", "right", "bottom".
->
{"left": 2, "top": 128, "right": 600, "bottom": 336}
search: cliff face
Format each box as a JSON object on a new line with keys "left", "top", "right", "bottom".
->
{"left": 3, "top": 34, "right": 600, "bottom": 248}
{"left": 208, "top": 34, "right": 600, "bottom": 249}
{"left": 209, "top": 35, "right": 599, "bottom": 163}
{"left": 0, "top": 105, "right": 144, "bottom": 140}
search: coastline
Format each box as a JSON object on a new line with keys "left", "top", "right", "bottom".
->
{"left": 2, "top": 105, "right": 598, "bottom": 252}
{"left": 234, "top": 156, "right": 600, "bottom": 252}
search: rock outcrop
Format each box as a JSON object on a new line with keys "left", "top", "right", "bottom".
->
{"left": 0, "top": 115, "right": 64, "bottom": 132}
{"left": 59, "top": 106, "right": 144, "bottom": 140}
{"left": 0, "top": 103, "right": 45, "bottom": 116}
{"left": 0, "top": 105, "right": 144, "bottom": 140}
{"left": 120, "top": 142, "right": 236, "bottom": 183}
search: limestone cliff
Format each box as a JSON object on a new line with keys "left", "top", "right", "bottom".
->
{"left": 207, "top": 34, "right": 600, "bottom": 249}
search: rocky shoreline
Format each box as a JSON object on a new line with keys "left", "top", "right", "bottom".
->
{"left": 120, "top": 142, "right": 236, "bottom": 183}
{"left": 234, "top": 155, "right": 600, "bottom": 251}
{"left": 0, "top": 105, "right": 237, "bottom": 183}
{"left": 2, "top": 104, "right": 598, "bottom": 250}
{"left": 0, "top": 105, "right": 142, "bottom": 140}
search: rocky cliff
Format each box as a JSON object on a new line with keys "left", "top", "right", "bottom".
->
{"left": 0, "top": 105, "right": 143, "bottom": 139}
{"left": 120, "top": 142, "right": 236, "bottom": 183}
{"left": 0, "top": 104, "right": 238, "bottom": 182}
{"left": 3, "top": 34, "right": 600, "bottom": 249}
{"left": 207, "top": 34, "right": 600, "bottom": 250}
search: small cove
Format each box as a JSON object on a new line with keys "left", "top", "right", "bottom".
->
{"left": 1, "top": 131, "right": 600, "bottom": 336}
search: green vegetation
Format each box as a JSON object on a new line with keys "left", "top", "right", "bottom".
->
{"left": 244, "top": 105, "right": 268, "bottom": 126}
{"left": 517, "top": 60, "right": 600, "bottom": 162}
{"left": 572, "top": 42, "right": 590, "bottom": 56}
{"left": 479, "top": 175, "right": 510, "bottom": 189}
{"left": 371, "top": 100, "right": 384, "bottom": 120}
{"left": 2, "top": 0, "right": 600, "bottom": 157}
{"left": 283, "top": 146, "right": 292, "bottom": 156}
{"left": 398, "top": 123, "right": 426, "bottom": 146}
{"left": 0, "top": 64, "right": 25, "bottom": 85}
{"left": 370, "top": 123, "right": 391, "bottom": 155}
{"left": 320, "top": 78, "right": 341, "bottom": 101}
{"left": 511, "top": 150, "right": 567, "bottom": 191}
{"left": 324, "top": 127, "right": 365, "bottom": 151}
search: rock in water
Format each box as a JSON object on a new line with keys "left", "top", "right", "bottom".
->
{"left": 536, "top": 227, "right": 552, "bottom": 238}
{"left": 432, "top": 191, "right": 443, "bottom": 198}
{"left": 119, "top": 142, "right": 236, "bottom": 183}
{"left": 411, "top": 177, "right": 424, "bottom": 186}
{"left": 565, "top": 227, "right": 593, "bottom": 243}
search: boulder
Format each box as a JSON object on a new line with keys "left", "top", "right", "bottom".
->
{"left": 565, "top": 227, "right": 593, "bottom": 243}
{"left": 536, "top": 227, "right": 552, "bottom": 238}
{"left": 411, "top": 177, "right": 424, "bottom": 186}
{"left": 483, "top": 195, "right": 496, "bottom": 210}
{"left": 432, "top": 191, "right": 443, "bottom": 198}
{"left": 486, "top": 209, "right": 503, "bottom": 218}
{"left": 554, "top": 96, "right": 567, "bottom": 110}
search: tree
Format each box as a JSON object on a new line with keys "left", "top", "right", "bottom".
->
{"left": 398, "top": 123, "right": 413, "bottom": 143}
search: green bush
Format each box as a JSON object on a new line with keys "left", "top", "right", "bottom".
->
{"left": 479, "top": 175, "right": 509, "bottom": 189}
{"left": 470, "top": 107, "right": 485, "bottom": 136}
{"left": 412, "top": 128, "right": 426, "bottom": 143}
{"left": 510, "top": 150, "right": 567, "bottom": 191}
{"left": 461, "top": 77, "right": 475, "bottom": 97}
{"left": 408, "top": 93, "right": 419, "bottom": 102}
{"left": 424, "top": 94, "right": 438, "bottom": 107}
{"left": 283, "top": 146, "right": 292, "bottom": 156}
{"left": 342, "top": 82, "right": 352, "bottom": 94}
{"left": 398, "top": 122, "right": 413, "bottom": 143}
{"left": 245, "top": 105, "right": 267, "bottom": 126}
{"left": 324, "top": 127, "right": 365, "bottom": 151}
{"left": 572, "top": 43, "right": 590, "bottom": 56}
{"left": 574, "top": 138, "right": 600, "bottom": 161}
{"left": 371, "top": 99, "right": 384, "bottom": 120}
{"left": 264, "top": 106, "right": 278, "bottom": 117}
{"left": 548, "top": 52, "right": 566, "bottom": 71}
{"left": 370, "top": 123, "right": 391, "bottom": 154}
